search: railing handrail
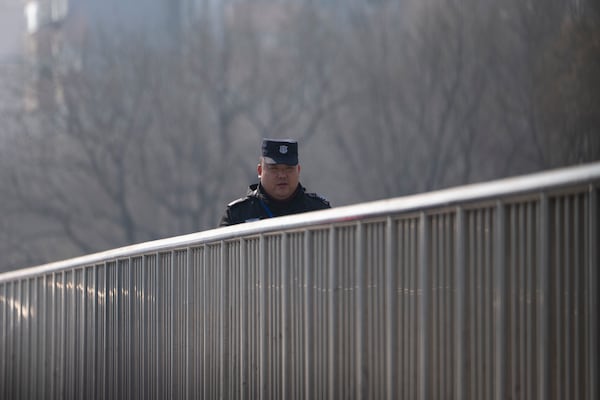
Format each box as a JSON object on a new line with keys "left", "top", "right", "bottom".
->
{"left": 2, "top": 161, "right": 599, "bottom": 282}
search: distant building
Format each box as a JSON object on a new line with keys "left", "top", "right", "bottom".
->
{"left": 19, "top": 0, "right": 388, "bottom": 110}
{"left": 21, "top": 0, "right": 195, "bottom": 111}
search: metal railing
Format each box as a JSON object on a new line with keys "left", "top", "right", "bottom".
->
{"left": 1, "top": 162, "right": 599, "bottom": 400}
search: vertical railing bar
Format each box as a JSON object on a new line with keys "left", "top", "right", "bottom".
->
{"left": 33, "top": 278, "right": 38, "bottom": 398}
{"left": 8, "top": 282, "right": 15, "bottom": 398}
{"left": 185, "top": 248, "right": 191, "bottom": 400}
{"left": 102, "top": 263, "right": 109, "bottom": 400}
{"left": 404, "top": 220, "right": 411, "bottom": 399}
{"left": 291, "top": 234, "right": 298, "bottom": 400}
{"left": 412, "top": 218, "right": 419, "bottom": 399}
{"left": 231, "top": 243, "right": 236, "bottom": 399}
{"left": 281, "top": 233, "right": 290, "bottom": 400}
{"left": 13, "top": 281, "right": 17, "bottom": 398}
{"left": 328, "top": 226, "right": 337, "bottom": 400}
{"left": 486, "top": 208, "right": 493, "bottom": 399}
{"left": 304, "top": 229, "right": 313, "bottom": 400}
{"left": 24, "top": 278, "right": 31, "bottom": 400}
{"left": 14, "top": 281, "right": 18, "bottom": 398}
{"left": 443, "top": 214, "right": 449, "bottom": 399}
{"left": 316, "top": 230, "right": 326, "bottom": 400}
{"left": 128, "top": 261, "right": 133, "bottom": 400}
{"left": 418, "top": 211, "right": 430, "bottom": 400}
{"left": 92, "top": 266, "right": 98, "bottom": 400}
{"left": 154, "top": 253, "right": 161, "bottom": 400}
{"left": 439, "top": 216, "right": 445, "bottom": 397}
{"left": 79, "top": 266, "right": 91, "bottom": 399}
{"left": 39, "top": 276, "right": 46, "bottom": 400}
{"left": 29, "top": 277, "right": 36, "bottom": 400}
{"left": 438, "top": 216, "right": 446, "bottom": 398}
{"left": 431, "top": 215, "right": 438, "bottom": 400}
{"left": 259, "top": 235, "right": 267, "bottom": 399}
{"left": 35, "top": 275, "right": 40, "bottom": 398}
{"left": 477, "top": 210, "right": 484, "bottom": 400}
{"left": 386, "top": 216, "right": 397, "bottom": 400}
{"left": 15, "top": 280, "right": 22, "bottom": 400}
{"left": 123, "top": 261, "right": 128, "bottom": 398}
{"left": 239, "top": 239, "right": 248, "bottom": 400}
{"left": 19, "top": 278, "right": 26, "bottom": 400}
{"left": 0, "top": 283, "right": 4, "bottom": 397}
{"left": 39, "top": 276, "right": 45, "bottom": 399}
{"left": 61, "top": 271, "right": 68, "bottom": 400}
{"left": 269, "top": 238, "right": 273, "bottom": 399}
{"left": 494, "top": 201, "right": 506, "bottom": 400}
{"left": 588, "top": 185, "right": 598, "bottom": 400}
{"left": 11, "top": 281, "right": 17, "bottom": 399}
{"left": 208, "top": 247, "right": 212, "bottom": 399}
{"left": 170, "top": 251, "right": 175, "bottom": 400}
{"left": 508, "top": 206, "right": 516, "bottom": 399}
{"left": 2, "top": 282, "right": 7, "bottom": 398}
{"left": 484, "top": 209, "right": 492, "bottom": 400}
{"left": 537, "top": 193, "right": 550, "bottom": 400}
{"left": 518, "top": 204, "right": 527, "bottom": 396}
{"left": 25, "top": 278, "right": 30, "bottom": 398}
{"left": 444, "top": 215, "right": 451, "bottom": 399}
{"left": 81, "top": 268, "right": 87, "bottom": 400}
{"left": 114, "top": 261, "right": 120, "bottom": 400}
{"left": 563, "top": 197, "right": 572, "bottom": 400}
{"left": 220, "top": 241, "right": 229, "bottom": 400}
{"left": 526, "top": 202, "right": 534, "bottom": 400}
{"left": 573, "top": 195, "right": 580, "bottom": 400}
{"left": 140, "top": 256, "right": 146, "bottom": 400}
{"left": 356, "top": 222, "right": 366, "bottom": 400}
{"left": 437, "top": 214, "right": 444, "bottom": 399}
{"left": 467, "top": 210, "right": 481, "bottom": 399}
{"left": 554, "top": 197, "right": 563, "bottom": 399}
{"left": 202, "top": 245, "right": 208, "bottom": 400}
{"left": 455, "top": 207, "right": 465, "bottom": 400}
{"left": 31, "top": 278, "right": 36, "bottom": 397}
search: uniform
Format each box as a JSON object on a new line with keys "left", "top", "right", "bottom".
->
{"left": 219, "top": 138, "right": 331, "bottom": 226}
{"left": 219, "top": 183, "right": 330, "bottom": 226}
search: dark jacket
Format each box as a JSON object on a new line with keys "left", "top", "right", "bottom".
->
{"left": 220, "top": 183, "right": 330, "bottom": 226}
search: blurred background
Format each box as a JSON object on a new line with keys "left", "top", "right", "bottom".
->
{"left": 0, "top": 0, "right": 598, "bottom": 272}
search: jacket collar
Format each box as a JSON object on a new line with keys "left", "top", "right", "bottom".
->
{"left": 248, "top": 183, "right": 303, "bottom": 204}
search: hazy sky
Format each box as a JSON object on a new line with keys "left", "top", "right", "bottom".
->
{"left": 0, "top": 2, "right": 25, "bottom": 60}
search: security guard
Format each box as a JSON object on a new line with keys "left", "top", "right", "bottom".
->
{"left": 219, "top": 139, "right": 331, "bottom": 226}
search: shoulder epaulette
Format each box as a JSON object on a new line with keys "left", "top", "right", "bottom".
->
{"left": 306, "top": 192, "right": 330, "bottom": 205}
{"left": 228, "top": 196, "right": 252, "bottom": 207}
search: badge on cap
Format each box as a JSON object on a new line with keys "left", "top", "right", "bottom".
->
{"left": 262, "top": 138, "right": 298, "bottom": 165}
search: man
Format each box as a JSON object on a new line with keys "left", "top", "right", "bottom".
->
{"left": 219, "top": 138, "right": 331, "bottom": 226}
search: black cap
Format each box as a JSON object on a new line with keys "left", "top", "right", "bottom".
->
{"left": 261, "top": 139, "right": 298, "bottom": 165}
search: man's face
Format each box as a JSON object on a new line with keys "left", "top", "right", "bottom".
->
{"left": 258, "top": 159, "right": 301, "bottom": 201}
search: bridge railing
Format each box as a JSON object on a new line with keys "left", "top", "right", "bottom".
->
{"left": 1, "top": 162, "right": 599, "bottom": 400}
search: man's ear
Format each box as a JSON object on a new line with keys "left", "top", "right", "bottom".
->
{"left": 257, "top": 163, "right": 262, "bottom": 178}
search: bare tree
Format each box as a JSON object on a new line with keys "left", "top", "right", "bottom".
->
{"left": 485, "top": 0, "right": 599, "bottom": 171}
{"left": 325, "top": 0, "right": 496, "bottom": 201}
{"left": 535, "top": 0, "right": 600, "bottom": 165}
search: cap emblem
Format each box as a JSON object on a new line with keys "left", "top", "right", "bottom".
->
{"left": 279, "top": 145, "right": 288, "bottom": 154}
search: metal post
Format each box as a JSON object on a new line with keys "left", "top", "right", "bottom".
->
{"left": 418, "top": 212, "right": 430, "bottom": 400}
{"left": 385, "top": 216, "right": 397, "bottom": 400}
